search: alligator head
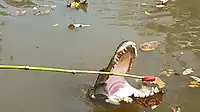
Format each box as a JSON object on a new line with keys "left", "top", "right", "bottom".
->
{"left": 87, "top": 40, "right": 165, "bottom": 109}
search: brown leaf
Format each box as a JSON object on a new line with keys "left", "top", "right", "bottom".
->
{"left": 151, "top": 77, "right": 166, "bottom": 88}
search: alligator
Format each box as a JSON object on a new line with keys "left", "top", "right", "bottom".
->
{"left": 87, "top": 40, "right": 165, "bottom": 109}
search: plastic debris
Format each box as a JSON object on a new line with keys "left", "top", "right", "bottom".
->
{"left": 16, "top": 9, "right": 27, "bottom": 16}
{"left": 182, "top": 68, "right": 194, "bottom": 75}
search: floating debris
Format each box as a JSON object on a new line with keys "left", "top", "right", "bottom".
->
{"left": 156, "top": 4, "right": 165, "bottom": 8}
{"left": 188, "top": 75, "right": 200, "bottom": 88}
{"left": 145, "top": 9, "right": 151, "bottom": 15}
{"left": 190, "top": 75, "right": 200, "bottom": 82}
{"left": 158, "top": 69, "right": 180, "bottom": 77}
{"left": 68, "top": 23, "right": 90, "bottom": 29}
{"left": 67, "top": 0, "right": 88, "bottom": 9}
{"left": 53, "top": 24, "right": 59, "bottom": 27}
{"left": 182, "top": 68, "right": 194, "bottom": 75}
{"left": 188, "top": 81, "right": 200, "bottom": 88}
{"left": 32, "top": 6, "right": 38, "bottom": 11}
{"left": 16, "top": 9, "right": 27, "bottom": 16}
{"left": 50, "top": 5, "right": 56, "bottom": 10}
{"left": 151, "top": 77, "right": 166, "bottom": 88}
{"left": 171, "top": 106, "right": 181, "bottom": 112}
{"left": 139, "top": 41, "right": 161, "bottom": 51}
{"left": 34, "top": 9, "right": 51, "bottom": 16}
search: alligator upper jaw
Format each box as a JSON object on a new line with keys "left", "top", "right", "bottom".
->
{"left": 106, "top": 41, "right": 137, "bottom": 72}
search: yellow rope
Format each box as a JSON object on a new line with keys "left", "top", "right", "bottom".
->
{"left": 0, "top": 65, "right": 144, "bottom": 79}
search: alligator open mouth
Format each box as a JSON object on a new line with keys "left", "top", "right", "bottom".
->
{"left": 87, "top": 40, "right": 165, "bottom": 109}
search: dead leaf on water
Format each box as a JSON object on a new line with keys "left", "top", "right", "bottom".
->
{"left": 145, "top": 9, "right": 151, "bottom": 15}
{"left": 188, "top": 81, "right": 200, "bottom": 88}
{"left": 139, "top": 41, "right": 161, "bottom": 51}
{"left": 151, "top": 77, "right": 166, "bottom": 88}
{"left": 158, "top": 69, "right": 180, "bottom": 77}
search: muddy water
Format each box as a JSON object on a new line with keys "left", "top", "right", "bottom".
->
{"left": 0, "top": 0, "right": 200, "bottom": 112}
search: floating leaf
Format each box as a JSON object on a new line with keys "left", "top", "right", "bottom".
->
{"left": 151, "top": 77, "right": 166, "bottom": 88}
{"left": 53, "top": 24, "right": 59, "bottom": 27}
{"left": 188, "top": 81, "right": 200, "bottom": 88}
{"left": 139, "top": 41, "right": 161, "bottom": 51}
{"left": 182, "top": 68, "right": 194, "bottom": 75}
{"left": 71, "top": 2, "right": 80, "bottom": 8}
{"left": 145, "top": 9, "right": 151, "bottom": 15}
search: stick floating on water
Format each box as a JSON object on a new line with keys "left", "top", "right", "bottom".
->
{"left": 0, "top": 65, "right": 156, "bottom": 81}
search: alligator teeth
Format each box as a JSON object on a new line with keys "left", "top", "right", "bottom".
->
{"left": 151, "top": 105, "right": 158, "bottom": 109}
{"left": 124, "top": 48, "right": 128, "bottom": 51}
{"left": 144, "top": 90, "right": 151, "bottom": 97}
{"left": 115, "top": 57, "right": 119, "bottom": 61}
{"left": 150, "top": 91, "right": 154, "bottom": 96}
{"left": 154, "top": 87, "right": 159, "bottom": 93}
{"left": 114, "top": 64, "right": 117, "bottom": 68}
{"left": 122, "top": 50, "right": 125, "bottom": 54}
{"left": 115, "top": 61, "right": 119, "bottom": 65}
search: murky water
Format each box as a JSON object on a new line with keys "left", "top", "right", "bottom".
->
{"left": 0, "top": 0, "right": 200, "bottom": 112}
